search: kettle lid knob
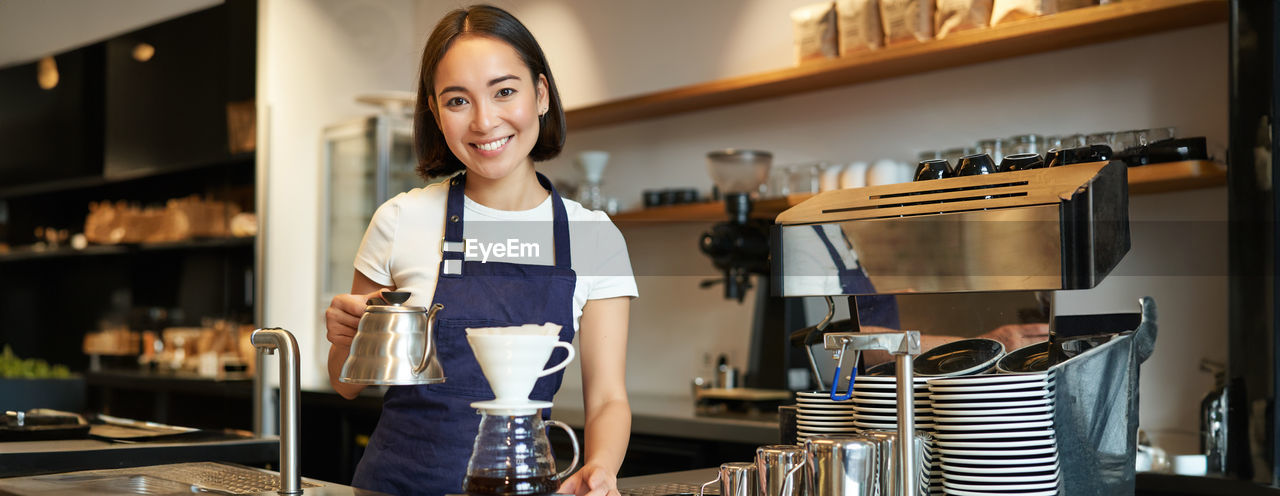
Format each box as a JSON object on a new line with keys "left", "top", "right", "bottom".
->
{"left": 381, "top": 291, "right": 412, "bottom": 306}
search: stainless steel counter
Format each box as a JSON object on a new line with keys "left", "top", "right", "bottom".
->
{"left": 0, "top": 435, "right": 278, "bottom": 477}
{"left": 0, "top": 462, "right": 373, "bottom": 495}
{"left": 551, "top": 392, "right": 779, "bottom": 445}
{"left": 618, "top": 467, "right": 721, "bottom": 496}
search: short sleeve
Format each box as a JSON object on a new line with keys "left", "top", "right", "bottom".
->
{"left": 353, "top": 200, "right": 400, "bottom": 287}
{"left": 578, "top": 212, "right": 638, "bottom": 300}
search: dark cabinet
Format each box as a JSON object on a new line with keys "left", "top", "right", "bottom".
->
{"left": 0, "top": 45, "right": 104, "bottom": 187}
{"left": 105, "top": 0, "right": 256, "bottom": 176}
{"left": 0, "top": 2, "right": 258, "bottom": 408}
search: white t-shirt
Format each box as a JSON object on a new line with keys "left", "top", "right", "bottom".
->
{"left": 353, "top": 179, "right": 638, "bottom": 333}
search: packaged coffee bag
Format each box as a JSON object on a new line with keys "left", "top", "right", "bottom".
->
{"left": 792, "top": 2, "right": 840, "bottom": 64}
{"left": 936, "top": 0, "right": 993, "bottom": 39}
{"left": 991, "top": 0, "right": 1053, "bottom": 25}
{"left": 836, "top": 0, "right": 884, "bottom": 53}
{"left": 881, "top": 0, "right": 934, "bottom": 45}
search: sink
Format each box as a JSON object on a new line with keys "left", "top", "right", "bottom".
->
{"left": 0, "top": 462, "right": 324, "bottom": 495}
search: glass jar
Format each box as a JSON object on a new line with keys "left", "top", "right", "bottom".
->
{"left": 1007, "top": 134, "right": 1045, "bottom": 156}
{"left": 464, "top": 411, "right": 579, "bottom": 496}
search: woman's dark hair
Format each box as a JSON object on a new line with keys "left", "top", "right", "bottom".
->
{"left": 414, "top": 4, "right": 566, "bottom": 179}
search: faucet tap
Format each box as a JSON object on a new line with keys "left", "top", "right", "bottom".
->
{"left": 251, "top": 327, "right": 302, "bottom": 495}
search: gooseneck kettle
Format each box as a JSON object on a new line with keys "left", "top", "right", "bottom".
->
{"left": 339, "top": 291, "right": 445, "bottom": 384}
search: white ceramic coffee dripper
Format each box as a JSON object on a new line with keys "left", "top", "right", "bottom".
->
{"left": 466, "top": 323, "right": 575, "bottom": 412}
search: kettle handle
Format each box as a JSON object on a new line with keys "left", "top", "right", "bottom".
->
{"left": 412, "top": 303, "right": 444, "bottom": 375}
{"left": 546, "top": 419, "right": 580, "bottom": 481}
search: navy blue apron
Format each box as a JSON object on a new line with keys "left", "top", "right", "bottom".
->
{"left": 352, "top": 172, "right": 577, "bottom": 496}
{"left": 811, "top": 225, "right": 899, "bottom": 330}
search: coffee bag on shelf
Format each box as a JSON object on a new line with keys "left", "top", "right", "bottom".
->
{"left": 836, "top": 0, "right": 884, "bottom": 53}
{"left": 881, "top": 0, "right": 934, "bottom": 45}
{"left": 936, "top": 0, "right": 993, "bottom": 38}
{"left": 791, "top": 2, "right": 840, "bottom": 64}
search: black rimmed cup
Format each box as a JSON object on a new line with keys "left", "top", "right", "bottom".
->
{"left": 1044, "top": 148, "right": 1064, "bottom": 168}
{"left": 996, "top": 341, "right": 1052, "bottom": 373}
{"left": 914, "top": 159, "right": 952, "bottom": 181}
{"left": 914, "top": 338, "right": 1006, "bottom": 377}
{"left": 1049, "top": 144, "right": 1114, "bottom": 167}
{"left": 999, "top": 153, "right": 1045, "bottom": 172}
{"left": 953, "top": 153, "right": 997, "bottom": 177}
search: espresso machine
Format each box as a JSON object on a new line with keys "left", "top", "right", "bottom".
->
{"left": 772, "top": 158, "right": 1156, "bottom": 495}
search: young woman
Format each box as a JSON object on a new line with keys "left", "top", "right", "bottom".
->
{"left": 324, "top": 6, "right": 636, "bottom": 496}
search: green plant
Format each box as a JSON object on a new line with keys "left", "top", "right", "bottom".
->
{"left": 0, "top": 345, "right": 72, "bottom": 379}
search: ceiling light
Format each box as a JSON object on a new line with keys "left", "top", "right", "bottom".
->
{"left": 36, "top": 56, "right": 58, "bottom": 90}
{"left": 132, "top": 43, "right": 155, "bottom": 62}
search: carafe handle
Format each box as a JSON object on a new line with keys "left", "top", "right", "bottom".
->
{"left": 413, "top": 303, "right": 444, "bottom": 374}
{"left": 546, "top": 419, "right": 580, "bottom": 481}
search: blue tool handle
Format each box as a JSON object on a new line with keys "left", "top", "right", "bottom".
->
{"left": 829, "top": 360, "right": 856, "bottom": 401}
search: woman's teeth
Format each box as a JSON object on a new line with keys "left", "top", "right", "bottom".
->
{"left": 476, "top": 136, "right": 510, "bottom": 151}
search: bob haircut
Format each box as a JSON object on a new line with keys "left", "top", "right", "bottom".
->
{"left": 414, "top": 4, "right": 566, "bottom": 179}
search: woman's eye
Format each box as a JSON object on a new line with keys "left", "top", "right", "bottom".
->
{"left": 495, "top": 88, "right": 516, "bottom": 98}
{"left": 445, "top": 96, "right": 468, "bottom": 107}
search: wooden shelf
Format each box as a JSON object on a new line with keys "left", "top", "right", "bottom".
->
{"left": 1127, "top": 159, "right": 1227, "bottom": 194}
{"left": 564, "top": 0, "right": 1227, "bottom": 130}
{"left": 0, "top": 236, "right": 254, "bottom": 263}
{"left": 611, "top": 160, "right": 1226, "bottom": 223}
{"left": 0, "top": 153, "right": 254, "bottom": 200}
{"left": 610, "top": 194, "right": 815, "bottom": 223}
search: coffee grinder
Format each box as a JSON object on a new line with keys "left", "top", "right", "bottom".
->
{"left": 699, "top": 150, "right": 809, "bottom": 391}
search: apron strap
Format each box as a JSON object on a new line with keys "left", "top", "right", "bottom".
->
{"left": 440, "top": 171, "right": 572, "bottom": 277}
{"left": 535, "top": 172, "right": 573, "bottom": 270}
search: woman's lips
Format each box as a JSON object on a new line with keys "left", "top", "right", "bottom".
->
{"left": 472, "top": 135, "right": 511, "bottom": 156}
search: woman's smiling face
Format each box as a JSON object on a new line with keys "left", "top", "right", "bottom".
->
{"left": 432, "top": 35, "right": 548, "bottom": 181}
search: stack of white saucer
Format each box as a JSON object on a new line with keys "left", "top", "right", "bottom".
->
{"left": 927, "top": 371, "right": 1060, "bottom": 496}
{"left": 794, "top": 391, "right": 858, "bottom": 442}
{"left": 850, "top": 373, "right": 942, "bottom": 495}
{"left": 848, "top": 374, "right": 934, "bottom": 431}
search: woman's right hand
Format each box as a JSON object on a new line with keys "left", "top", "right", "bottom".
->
{"left": 325, "top": 289, "right": 386, "bottom": 348}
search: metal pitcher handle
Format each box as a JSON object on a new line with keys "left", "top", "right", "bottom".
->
{"left": 696, "top": 474, "right": 721, "bottom": 496}
{"left": 412, "top": 303, "right": 444, "bottom": 374}
{"left": 780, "top": 458, "right": 806, "bottom": 496}
{"left": 546, "top": 419, "right": 580, "bottom": 481}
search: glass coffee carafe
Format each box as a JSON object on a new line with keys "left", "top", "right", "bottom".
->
{"left": 464, "top": 410, "right": 579, "bottom": 496}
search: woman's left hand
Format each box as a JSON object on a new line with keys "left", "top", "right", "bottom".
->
{"left": 558, "top": 463, "right": 619, "bottom": 496}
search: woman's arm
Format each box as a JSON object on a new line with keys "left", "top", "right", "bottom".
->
{"left": 559, "top": 296, "right": 631, "bottom": 496}
{"left": 325, "top": 269, "right": 393, "bottom": 399}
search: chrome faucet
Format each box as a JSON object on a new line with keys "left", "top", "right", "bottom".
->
{"left": 251, "top": 327, "right": 302, "bottom": 495}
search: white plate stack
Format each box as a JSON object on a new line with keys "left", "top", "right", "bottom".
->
{"left": 850, "top": 374, "right": 942, "bottom": 494}
{"left": 794, "top": 391, "right": 858, "bottom": 443}
{"left": 927, "top": 371, "right": 1060, "bottom": 496}
{"left": 849, "top": 374, "right": 934, "bottom": 431}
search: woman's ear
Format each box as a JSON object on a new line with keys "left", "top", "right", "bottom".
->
{"left": 536, "top": 74, "right": 549, "bottom": 114}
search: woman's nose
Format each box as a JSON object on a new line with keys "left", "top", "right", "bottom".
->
{"left": 470, "top": 100, "right": 497, "bottom": 132}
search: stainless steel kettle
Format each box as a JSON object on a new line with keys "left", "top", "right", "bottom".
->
{"left": 339, "top": 291, "right": 445, "bottom": 384}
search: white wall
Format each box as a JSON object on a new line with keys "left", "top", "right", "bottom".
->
{"left": 258, "top": 0, "right": 422, "bottom": 390}
{"left": 260, "top": 0, "right": 1228, "bottom": 455}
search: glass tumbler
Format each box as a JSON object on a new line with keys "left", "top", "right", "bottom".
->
{"left": 976, "top": 138, "right": 1005, "bottom": 164}
{"left": 1007, "top": 134, "right": 1045, "bottom": 156}
{"left": 788, "top": 163, "right": 823, "bottom": 194}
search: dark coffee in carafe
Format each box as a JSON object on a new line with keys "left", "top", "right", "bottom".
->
{"left": 464, "top": 471, "right": 558, "bottom": 496}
